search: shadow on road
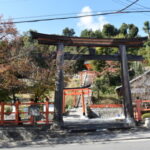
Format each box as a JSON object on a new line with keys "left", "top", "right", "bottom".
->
{"left": 0, "top": 126, "right": 150, "bottom": 149}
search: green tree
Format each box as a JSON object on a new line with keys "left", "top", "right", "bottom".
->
{"left": 128, "top": 24, "right": 139, "bottom": 38}
{"left": 118, "top": 23, "right": 139, "bottom": 38}
{"left": 119, "top": 23, "right": 128, "bottom": 37}
{"left": 62, "top": 27, "right": 75, "bottom": 37}
{"left": 102, "top": 24, "right": 118, "bottom": 37}
{"left": 143, "top": 21, "right": 150, "bottom": 38}
{"left": 80, "top": 29, "right": 103, "bottom": 38}
{"left": 93, "top": 30, "right": 103, "bottom": 38}
{"left": 80, "top": 29, "right": 95, "bottom": 38}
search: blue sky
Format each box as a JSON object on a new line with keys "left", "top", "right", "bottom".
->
{"left": 0, "top": 0, "right": 150, "bottom": 36}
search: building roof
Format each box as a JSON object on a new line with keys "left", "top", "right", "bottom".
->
{"left": 116, "top": 70, "right": 150, "bottom": 90}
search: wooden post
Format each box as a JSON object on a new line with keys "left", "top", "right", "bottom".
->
{"left": 1, "top": 102, "right": 4, "bottom": 125}
{"left": 30, "top": 101, "right": 34, "bottom": 125}
{"left": 62, "top": 91, "right": 66, "bottom": 114}
{"left": 46, "top": 101, "right": 49, "bottom": 125}
{"left": 15, "top": 101, "right": 19, "bottom": 125}
{"left": 53, "top": 42, "right": 64, "bottom": 128}
{"left": 136, "top": 100, "right": 142, "bottom": 121}
{"left": 81, "top": 90, "right": 85, "bottom": 116}
{"left": 119, "top": 45, "right": 134, "bottom": 119}
{"left": 73, "top": 90, "right": 76, "bottom": 107}
{"left": 80, "top": 72, "right": 83, "bottom": 86}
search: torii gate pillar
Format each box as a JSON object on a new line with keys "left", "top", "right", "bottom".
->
{"left": 53, "top": 42, "right": 64, "bottom": 128}
{"left": 119, "top": 45, "right": 134, "bottom": 119}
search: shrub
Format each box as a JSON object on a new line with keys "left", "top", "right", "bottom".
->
{"left": 142, "top": 113, "right": 150, "bottom": 119}
{"left": 5, "top": 106, "right": 13, "bottom": 115}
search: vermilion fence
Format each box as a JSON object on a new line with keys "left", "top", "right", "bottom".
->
{"left": 89, "top": 104, "right": 124, "bottom": 119}
{"left": 63, "top": 88, "right": 92, "bottom": 115}
{"left": 1, "top": 100, "right": 149, "bottom": 125}
{"left": 134, "top": 100, "right": 150, "bottom": 121}
{"left": 0, "top": 101, "right": 54, "bottom": 125}
{"left": 90, "top": 101, "right": 150, "bottom": 121}
{"left": 89, "top": 104, "right": 123, "bottom": 108}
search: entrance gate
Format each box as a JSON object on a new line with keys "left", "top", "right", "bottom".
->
{"left": 31, "top": 31, "right": 147, "bottom": 126}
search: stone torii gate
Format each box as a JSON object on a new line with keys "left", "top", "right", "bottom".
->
{"left": 31, "top": 31, "right": 147, "bottom": 127}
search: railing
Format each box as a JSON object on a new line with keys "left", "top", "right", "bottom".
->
{"left": 63, "top": 88, "right": 92, "bottom": 115}
{"left": 89, "top": 104, "right": 124, "bottom": 119}
{"left": 89, "top": 104, "right": 123, "bottom": 108}
{"left": 1, "top": 100, "right": 148, "bottom": 125}
{"left": 89, "top": 101, "right": 150, "bottom": 121}
{"left": 134, "top": 100, "right": 150, "bottom": 121}
{"left": 0, "top": 101, "right": 54, "bottom": 125}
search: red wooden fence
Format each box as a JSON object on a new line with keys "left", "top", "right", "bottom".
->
{"left": 134, "top": 100, "right": 150, "bottom": 121}
{"left": 63, "top": 88, "right": 92, "bottom": 115}
{"left": 89, "top": 104, "right": 123, "bottom": 108}
{"left": 1, "top": 99, "right": 149, "bottom": 125}
{"left": 0, "top": 101, "right": 54, "bottom": 125}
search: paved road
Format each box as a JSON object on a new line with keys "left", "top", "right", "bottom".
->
{"left": 1, "top": 139, "right": 150, "bottom": 150}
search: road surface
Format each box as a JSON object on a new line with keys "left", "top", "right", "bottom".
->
{"left": 2, "top": 139, "right": 150, "bottom": 150}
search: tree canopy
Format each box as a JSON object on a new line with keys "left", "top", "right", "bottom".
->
{"left": 0, "top": 17, "right": 149, "bottom": 103}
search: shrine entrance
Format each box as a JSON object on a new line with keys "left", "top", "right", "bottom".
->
{"left": 31, "top": 31, "right": 147, "bottom": 128}
{"left": 63, "top": 88, "right": 92, "bottom": 115}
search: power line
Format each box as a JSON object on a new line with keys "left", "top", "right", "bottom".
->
{"left": 2, "top": 8, "right": 145, "bottom": 22}
{"left": 113, "top": 0, "right": 150, "bottom": 12}
{"left": 1, "top": 9, "right": 117, "bottom": 21}
{"left": 118, "top": 0, "right": 139, "bottom": 12}
{"left": 1, "top": 10, "right": 150, "bottom": 25}
{"left": 8, "top": 0, "right": 139, "bottom": 21}
{"left": 125, "top": 0, "right": 150, "bottom": 9}
{"left": 119, "top": 0, "right": 150, "bottom": 17}
{"left": 0, "top": 0, "right": 147, "bottom": 25}
{"left": 113, "top": 0, "right": 140, "bottom": 9}
{"left": 124, "top": 0, "right": 150, "bottom": 17}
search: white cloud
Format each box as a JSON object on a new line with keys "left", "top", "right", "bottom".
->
{"left": 77, "top": 6, "right": 108, "bottom": 31}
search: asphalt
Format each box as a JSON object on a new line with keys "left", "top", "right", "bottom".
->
{"left": 0, "top": 126, "right": 150, "bottom": 148}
